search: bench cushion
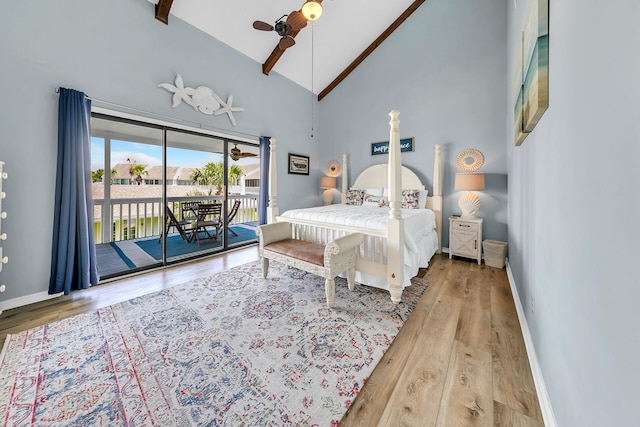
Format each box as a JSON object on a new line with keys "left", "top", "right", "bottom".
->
{"left": 264, "top": 239, "right": 325, "bottom": 266}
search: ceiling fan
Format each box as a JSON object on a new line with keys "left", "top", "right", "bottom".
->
{"left": 230, "top": 144, "right": 257, "bottom": 161}
{"left": 252, "top": 11, "right": 307, "bottom": 50}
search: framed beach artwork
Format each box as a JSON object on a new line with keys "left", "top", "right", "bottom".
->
{"left": 514, "top": 0, "right": 549, "bottom": 146}
{"left": 288, "top": 153, "right": 309, "bottom": 175}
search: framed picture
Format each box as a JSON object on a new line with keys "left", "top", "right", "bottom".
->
{"left": 513, "top": 0, "right": 549, "bottom": 145}
{"left": 288, "top": 153, "right": 309, "bottom": 175}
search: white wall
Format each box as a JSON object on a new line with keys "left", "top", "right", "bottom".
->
{"left": 0, "top": 0, "right": 321, "bottom": 302}
{"left": 507, "top": 1, "right": 640, "bottom": 425}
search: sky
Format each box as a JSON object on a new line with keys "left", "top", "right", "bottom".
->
{"left": 91, "top": 137, "right": 259, "bottom": 171}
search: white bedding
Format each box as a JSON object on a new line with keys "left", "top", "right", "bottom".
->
{"left": 279, "top": 204, "right": 439, "bottom": 290}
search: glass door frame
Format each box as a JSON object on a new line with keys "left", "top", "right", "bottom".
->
{"left": 91, "top": 110, "right": 259, "bottom": 277}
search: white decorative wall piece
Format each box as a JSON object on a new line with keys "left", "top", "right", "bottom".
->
{"left": 455, "top": 149, "right": 485, "bottom": 172}
{"left": 327, "top": 160, "right": 340, "bottom": 177}
{"left": 0, "top": 161, "right": 6, "bottom": 314}
{"left": 158, "top": 74, "right": 244, "bottom": 126}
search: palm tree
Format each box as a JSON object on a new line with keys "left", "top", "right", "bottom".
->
{"left": 91, "top": 169, "right": 104, "bottom": 183}
{"left": 191, "top": 161, "right": 243, "bottom": 195}
{"left": 91, "top": 168, "right": 118, "bottom": 183}
{"left": 127, "top": 158, "right": 148, "bottom": 185}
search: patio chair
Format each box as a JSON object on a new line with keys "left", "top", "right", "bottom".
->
{"left": 226, "top": 200, "right": 241, "bottom": 237}
{"left": 159, "top": 206, "right": 193, "bottom": 243}
{"left": 194, "top": 203, "right": 223, "bottom": 247}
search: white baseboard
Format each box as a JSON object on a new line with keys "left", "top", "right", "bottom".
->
{"left": 0, "top": 291, "right": 62, "bottom": 312}
{"left": 505, "top": 259, "right": 557, "bottom": 427}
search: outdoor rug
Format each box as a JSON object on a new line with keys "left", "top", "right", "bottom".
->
{"left": 0, "top": 261, "right": 428, "bottom": 426}
{"left": 135, "top": 225, "right": 257, "bottom": 261}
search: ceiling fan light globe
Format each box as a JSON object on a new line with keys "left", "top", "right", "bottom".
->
{"left": 302, "top": 1, "right": 323, "bottom": 21}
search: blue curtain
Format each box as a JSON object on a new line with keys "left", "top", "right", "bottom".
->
{"left": 49, "top": 88, "right": 98, "bottom": 295}
{"left": 258, "top": 136, "right": 271, "bottom": 225}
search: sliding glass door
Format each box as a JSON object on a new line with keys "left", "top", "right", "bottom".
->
{"left": 90, "top": 114, "right": 259, "bottom": 280}
{"left": 165, "top": 130, "right": 226, "bottom": 260}
{"left": 91, "top": 116, "right": 165, "bottom": 278}
{"left": 226, "top": 141, "right": 261, "bottom": 247}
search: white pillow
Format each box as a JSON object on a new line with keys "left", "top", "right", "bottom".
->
{"left": 418, "top": 189, "right": 429, "bottom": 208}
{"left": 362, "top": 194, "right": 386, "bottom": 207}
{"left": 352, "top": 187, "right": 383, "bottom": 197}
{"left": 382, "top": 188, "right": 429, "bottom": 208}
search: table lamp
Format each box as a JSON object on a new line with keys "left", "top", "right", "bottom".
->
{"left": 320, "top": 176, "right": 337, "bottom": 205}
{"left": 454, "top": 148, "right": 486, "bottom": 219}
{"left": 454, "top": 172, "right": 485, "bottom": 219}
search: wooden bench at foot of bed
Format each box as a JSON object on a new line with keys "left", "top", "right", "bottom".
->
{"left": 256, "top": 222, "right": 364, "bottom": 308}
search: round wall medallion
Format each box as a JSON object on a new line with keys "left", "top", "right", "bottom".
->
{"left": 327, "top": 160, "right": 340, "bottom": 177}
{"left": 455, "top": 149, "right": 485, "bottom": 172}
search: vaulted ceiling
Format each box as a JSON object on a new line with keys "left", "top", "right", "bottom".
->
{"left": 150, "top": 0, "right": 424, "bottom": 99}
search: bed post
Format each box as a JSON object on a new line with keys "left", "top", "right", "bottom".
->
{"left": 341, "top": 153, "right": 348, "bottom": 204}
{"left": 432, "top": 144, "right": 443, "bottom": 253}
{"left": 386, "top": 110, "right": 404, "bottom": 304}
{"left": 267, "top": 138, "right": 279, "bottom": 223}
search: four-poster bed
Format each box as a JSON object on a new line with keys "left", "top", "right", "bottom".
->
{"left": 265, "top": 110, "right": 443, "bottom": 303}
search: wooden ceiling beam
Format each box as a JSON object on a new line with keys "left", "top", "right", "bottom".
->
{"left": 262, "top": 27, "right": 303, "bottom": 75}
{"left": 155, "top": 0, "right": 174, "bottom": 25}
{"left": 318, "top": 0, "right": 426, "bottom": 101}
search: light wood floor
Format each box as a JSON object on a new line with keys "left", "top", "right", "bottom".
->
{"left": 0, "top": 247, "right": 543, "bottom": 426}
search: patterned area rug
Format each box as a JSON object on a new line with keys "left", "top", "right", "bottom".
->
{"left": 0, "top": 262, "right": 428, "bottom": 426}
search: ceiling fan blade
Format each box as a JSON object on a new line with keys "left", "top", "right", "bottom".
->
{"left": 253, "top": 20, "right": 274, "bottom": 31}
{"left": 278, "top": 36, "right": 295, "bottom": 50}
{"left": 240, "top": 153, "right": 258, "bottom": 158}
{"left": 286, "top": 11, "right": 307, "bottom": 31}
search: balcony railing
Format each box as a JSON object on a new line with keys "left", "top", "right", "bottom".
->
{"left": 93, "top": 195, "right": 259, "bottom": 244}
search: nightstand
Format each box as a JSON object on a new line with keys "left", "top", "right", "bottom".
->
{"left": 449, "top": 216, "right": 483, "bottom": 264}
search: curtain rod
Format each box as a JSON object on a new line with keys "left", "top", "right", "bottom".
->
{"left": 53, "top": 87, "right": 259, "bottom": 141}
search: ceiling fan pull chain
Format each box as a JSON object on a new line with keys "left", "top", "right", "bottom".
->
{"left": 310, "top": 21, "right": 314, "bottom": 139}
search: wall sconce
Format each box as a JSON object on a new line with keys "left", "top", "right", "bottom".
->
{"left": 320, "top": 176, "right": 337, "bottom": 205}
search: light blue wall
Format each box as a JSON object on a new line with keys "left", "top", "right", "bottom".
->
{"left": 319, "top": 0, "right": 509, "bottom": 248}
{"left": 0, "top": 0, "right": 510, "bottom": 300}
{"left": 507, "top": 0, "right": 640, "bottom": 425}
{"left": 0, "top": 0, "right": 322, "bottom": 301}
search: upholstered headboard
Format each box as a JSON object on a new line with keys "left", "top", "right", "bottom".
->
{"left": 352, "top": 164, "right": 426, "bottom": 190}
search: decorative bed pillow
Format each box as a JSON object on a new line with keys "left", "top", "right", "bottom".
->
{"left": 362, "top": 194, "right": 386, "bottom": 207}
{"left": 385, "top": 188, "right": 428, "bottom": 208}
{"left": 345, "top": 189, "right": 365, "bottom": 205}
{"left": 381, "top": 188, "right": 427, "bottom": 208}
{"left": 401, "top": 189, "right": 421, "bottom": 209}
{"left": 351, "top": 187, "right": 382, "bottom": 196}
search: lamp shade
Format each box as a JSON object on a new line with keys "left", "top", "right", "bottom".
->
{"left": 454, "top": 173, "right": 485, "bottom": 191}
{"left": 455, "top": 173, "right": 484, "bottom": 219}
{"left": 301, "top": 0, "right": 323, "bottom": 21}
{"left": 320, "top": 176, "right": 337, "bottom": 189}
